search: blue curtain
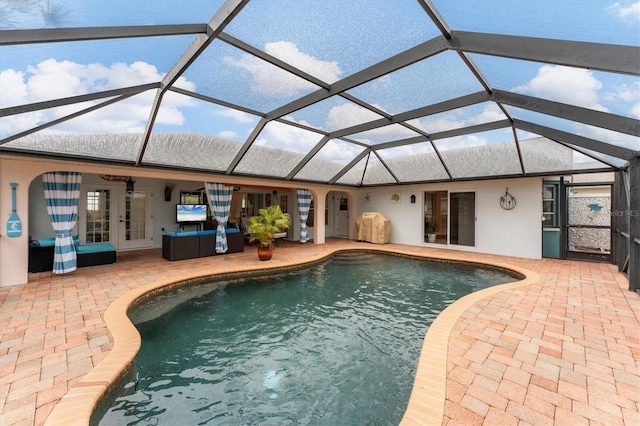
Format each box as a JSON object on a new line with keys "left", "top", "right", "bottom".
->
{"left": 205, "top": 182, "right": 233, "bottom": 253}
{"left": 297, "top": 189, "right": 312, "bottom": 243}
{"left": 42, "top": 172, "right": 82, "bottom": 274}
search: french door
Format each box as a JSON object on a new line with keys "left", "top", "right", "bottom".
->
{"left": 80, "top": 185, "right": 152, "bottom": 250}
{"left": 83, "top": 188, "right": 112, "bottom": 244}
{"left": 119, "top": 189, "right": 153, "bottom": 250}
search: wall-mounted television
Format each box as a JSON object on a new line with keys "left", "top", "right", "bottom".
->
{"left": 176, "top": 204, "right": 207, "bottom": 223}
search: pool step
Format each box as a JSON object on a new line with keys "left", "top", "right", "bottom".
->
{"left": 331, "top": 251, "right": 378, "bottom": 265}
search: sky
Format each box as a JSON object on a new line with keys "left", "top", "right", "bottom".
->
{"left": 0, "top": 0, "right": 638, "bottom": 169}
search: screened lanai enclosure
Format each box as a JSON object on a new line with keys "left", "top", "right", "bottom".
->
{"left": 0, "top": 0, "right": 638, "bottom": 289}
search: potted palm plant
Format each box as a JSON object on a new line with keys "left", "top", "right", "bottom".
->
{"left": 248, "top": 205, "right": 291, "bottom": 261}
{"left": 427, "top": 220, "right": 437, "bottom": 243}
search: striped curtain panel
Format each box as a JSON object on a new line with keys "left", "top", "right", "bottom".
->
{"left": 205, "top": 182, "right": 233, "bottom": 253}
{"left": 297, "top": 189, "right": 312, "bottom": 243}
{"left": 42, "top": 172, "right": 82, "bottom": 274}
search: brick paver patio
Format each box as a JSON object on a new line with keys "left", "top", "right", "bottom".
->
{"left": 1, "top": 239, "right": 638, "bottom": 425}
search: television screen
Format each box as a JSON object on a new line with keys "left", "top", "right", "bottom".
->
{"left": 176, "top": 204, "right": 207, "bottom": 223}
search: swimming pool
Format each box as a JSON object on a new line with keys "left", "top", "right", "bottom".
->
{"left": 94, "top": 251, "right": 520, "bottom": 425}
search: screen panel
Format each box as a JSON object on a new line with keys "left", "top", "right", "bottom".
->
{"left": 347, "top": 124, "right": 422, "bottom": 146}
{"left": 362, "top": 156, "right": 396, "bottom": 185}
{"left": 408, "top": 102, "right": 507, "bottom": 135}
{"left": 282, "top": 96, "right": 385, "bottom": 133}
{"left": 179, "top": 39, "right": 323, "bottom": 114}
{"left": 376, "top": 142, "right": 450, "bottom": 182}
{"left": 347, "top": 52, "right": 485, "bottom": 115}
{"left": 434, "top": 129, "right": 522, "bottom": 178}
{"left": 0, "top": 0, "right": 223, "bottom": 29}
{"left": 433, "top": 0, "right": 640, "bottom": 46}
{"left": 294, "top": 139, "right": 366, "bottom": 182}
{"left": 1, "top": 36, "right": 196, "bottom": 107}
{"left": 471, "top": 54, "right": 640, "bottom": 120}
{"left": 225, "top": 0, "right": 440, "bottom": 79}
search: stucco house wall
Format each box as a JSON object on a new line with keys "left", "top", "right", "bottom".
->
{"left": 352, "top": 178, "right": 542, "bottom": 259}
{"left": 1, "top": 156, "right": 542, "bottom": 287}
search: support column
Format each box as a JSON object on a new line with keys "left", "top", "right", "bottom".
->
{"left": 313, "top": 189, "right": 327, "bottom": 244}
{"left": 629, "top": 156, "right": 639, "bottom": 292}
{"left": 0, "top": 159, "right": 30, "bottom": 287}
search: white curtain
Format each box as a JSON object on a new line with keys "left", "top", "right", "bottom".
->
{"left": 42, "top": 172, "right": 82, "bottom": 274}
{"left": 297, "top": 189, "right": 312, "bottom": 243}
{"left": 205, "top": 182, "right": 233, "bottom": 253}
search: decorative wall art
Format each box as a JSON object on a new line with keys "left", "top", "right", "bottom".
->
{"left": 6, "top": 182, "right": 22, "bottom": 237}
{"left": 390, "top": 191, "right": 401, "bottom": 204}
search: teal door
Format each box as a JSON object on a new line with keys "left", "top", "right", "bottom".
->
{"left": 542, "top": 183, "right": 560, "bottom": 259}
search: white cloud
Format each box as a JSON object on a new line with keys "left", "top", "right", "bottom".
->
{"left": 224, "top": 53, "right": 316, "bottom": 97}
{"left": 575, "top": 124, "right": 640, "bottom": 150}
{"left": 316, "top": 139, "right": 363, "bottom": 163}
{"left": 352, "top": 123, "right": 417, "bottom": 144}
{"left": 326, "top": 102, "right": 383, "bottom": 131}
{"left": 410, "top": 103, "right": 505, "bottom": 134}
{"left": 254, "top": 120, "right": 322, "bottom": 154}
{"left": 280, "top": 114, "right": 322, "bottom": 131}
{"left": 223, "top": 41, "right": 343, "bottom": 97}
{"left": 468, "top": 104, "right": 505, "bottom": 125}
{"left": 607, "top": 2, "right": 640, "bottom": 26}
{"left": 0, "top": 69, "right": 27, "bottom": 107}
{"left": 514, "top": 65, "right": 606, "bottom": 112}
{"left": 377, "top": 142, "right": 434, "bottom": 159}
{"left": 413, "top": 116, "right": 462, "bottom": 133}
{"left": 218, "top": 130, "right": 238, "bottom": 139}
{"left": 603, "top": 81, "right": 640, "bottom": 117}
{"left": 0, "top": 59, "right": 197, "bottom": 137}
{"left": 265, "top": 41, "right": 343, "bottom": 84}
{"left": 615, "top": 81, "right": 640, "bottom": 101}
{"left": 212, "top": 108, "right": 257, "bottom": 123}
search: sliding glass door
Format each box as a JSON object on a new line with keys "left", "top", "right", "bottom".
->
{"left": 424, "top": 190, "right": 476, "bottom": 247}
{"left": 450, "top": 192, "right": 476, "bottom": 247}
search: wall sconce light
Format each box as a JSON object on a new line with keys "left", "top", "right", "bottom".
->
{"left": 410, "top": 194, "right": 416, "bottom": 204}
{"left": 126, "top": 177, "right": 135, "bottom": 195}
{"left": 164, "top": 182, "right": 175, "bottom": 202}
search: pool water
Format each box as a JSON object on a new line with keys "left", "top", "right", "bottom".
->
{"left": 96, "top": 252, "right": 518, "bottom": 425}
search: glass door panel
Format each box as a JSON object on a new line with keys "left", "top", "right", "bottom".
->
{"left": 119, "top": 189, "right": 152, "bottom": 250}
{"left": 450, "top": 192, "right": 475, "bottom": 247}
{"left": 542, "top": 182, "right": 561, "bottom": 259}
{"left": 125, "top": 192, "right": 146, "bottom": 241}
{"left": 84, "top": 189, "right": 111, "bottom": 243}
{"left": 424, "top": 191, "right": 448, "bottom": 244}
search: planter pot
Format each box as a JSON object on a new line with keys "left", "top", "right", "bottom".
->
{"left": 257, "top": 246, "right": 274, "bottom": 261}
{"left": 427, "top": 233, "right": 436, "bottom": 243}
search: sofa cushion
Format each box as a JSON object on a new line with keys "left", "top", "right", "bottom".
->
{"left": 39, "top": 235, "right": 80, "bottom": 247}
{"left": 167, "top": 231, "right": 199, "bottom": 237}
{"left": 76, "top": 243, "right": 116, "bottom": 254}
{"left": 39, "top": 237, "right": 55, "bottom": 247}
